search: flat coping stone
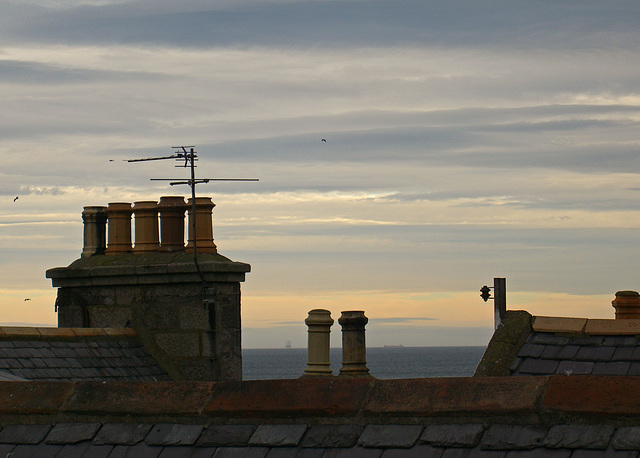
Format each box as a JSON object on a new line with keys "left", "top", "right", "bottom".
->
{"left": 533, "top": 317, "right": 587, "bottom": 334}
{"left": 358, "top": 425, "right": 424, "bottom": 448}
{"left": 249, "top": 425, "right": 308, "bottom": 447}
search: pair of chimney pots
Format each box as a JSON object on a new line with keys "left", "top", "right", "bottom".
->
{"left": 81, "top": 196, "right": 217, "bottom": 257}
{"left": 303, "top": 309, "right": 370, "bottom": 377}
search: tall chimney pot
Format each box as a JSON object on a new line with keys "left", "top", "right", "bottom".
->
{"left": 82, "top": 206, "right": 107, "bottom": 257}
{"left": 303, "top": 309, "right": 334, "bottom": 377}
{"left": 338, "top": 310, "right": 371, "bottom": 377}
{"left": 186, "top": 197, "right": 217, "bottom": 254}
{"left": 105, "top": 202, "right": 133, "bottom": 255}
{"left": 158, "top": 196, "right": 187, "bottom": 252}
{"left": 133, "top": 201, "right": 159, "bottom": 253}
{"left": 612, "top": 290, "right": 640, "bottom": 319}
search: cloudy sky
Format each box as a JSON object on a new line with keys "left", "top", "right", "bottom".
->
{"left": 1, "top": 0, "right": 639, "bottom": 348}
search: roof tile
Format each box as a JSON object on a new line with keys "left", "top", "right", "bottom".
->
{"left": 196, "top": 425, "right": 257, "bottom": 447}
{"left": 611, "top": 427, "right": 640, "bottom": 450}
{"left": 145, "top": 423, "right": 204, "bottom": 446}
{"left": 322, "top": 447, "right": 383, "bottom": 457}
{"left": 10, "top": 444, "right": 62, "bottom": 458}
{"left": 517, "top": 344, "right": 545, "bottom": 358}
{"left": 557, "top": 361, "right": 594, "bottom": 375}
{"left": 575, "top": 346, "right": 616, "bottom": 362}
{"left": 300, "top": 425, "right": 364, "bottom": 448}
{"left": 249, "top": 425, "right": 308, "bottom": 447}
{"left": 358, "top": 425, "right": 423, "bottom": 448}
{"left": 0, "top": 424, "right": 52, "bottom": 444}
{"left": 543, "top": 425, "right": 614, "bottom": 449}
{"left": 481, "top": 425, "right": 546, "bottom": 450}
{"left": 56, "top": 443, "right": 114, "bottom": 458}
{"left": 93, "top": 424, "right": 153, "bottom": 446}
{"left": 45, "top": 423, "right": 101, "bottom": 445}
{"left": 592, "top": 361, "right": 630, "bottom": 375}
{"left": 421, "top": 424, "right": 484, "bottom": 448}
{"left": 516, "top": 358, "right": 559, "bottom": 375}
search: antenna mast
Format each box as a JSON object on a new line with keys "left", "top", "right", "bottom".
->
{"left": 127, "top": 146, "right": 258, "bottom": 282}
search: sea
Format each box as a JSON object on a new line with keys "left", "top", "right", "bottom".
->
{"left": 242, "top": 346, "right": 486, "bottom": 380}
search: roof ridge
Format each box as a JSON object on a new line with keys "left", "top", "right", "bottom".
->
{"left": 0, "top": 327, "right": 137, "bottom": 339}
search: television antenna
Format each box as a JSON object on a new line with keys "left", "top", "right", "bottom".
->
{"left": 127, "top": 146, "right": 258, "bottom": 280}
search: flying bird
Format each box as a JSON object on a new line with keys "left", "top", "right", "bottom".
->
{"left": 13, "top": 196, "right": 18, "bottom": 202}
{"left": 24, "top": 298, "right": 31, "bottom": 301}
{"left": 321, "top": 138, "right": 327, "bottom": 142}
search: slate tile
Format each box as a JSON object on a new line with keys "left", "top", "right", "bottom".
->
{"left": 575, "top": 346, "right": 616, "bottom": 362}
{"left": 109, "top": 443, "right": 163, "bottom": 458}
{"left": 517, "top": 344, "right": 545, "bottom": 358}
{"left": 358, "top": 425, "right": 424, "bottom": 448}
{"left": 421, "top": 424, "right": 485, "bottom": 448}
{"left": 0, "top": 424, "right": 52, "bottom": 444}
{"left": 94, "top": 423, "right": 154, "bottom": 445}
{"left": 157, "top": 447, "right": 197, "bottom": 458}
{"left": 627, "top": 363, "right": 640, "bottom": 376}
{"left": 612, "top": 426, "right": 640, "bottom": 450}
{"left": 145, "top": 423, "right": 204, "bottom": 446}
{"left": 481, "top": 425, "right": 546, "bottom": 450}
{"left": 516, "top": 358, "right": 559, "bottom": 375}
{"left": 249, "top": 425, "right": 308, "bottom": 447}
{"left": 323, "top": 447, "right": 383, "bottom": 458}
{"left": 213, "top": 446, "right": 270, "bottom": 457}
{"left": 530, "top": 333, "right": 569, "bottom": 346}
{"left": 441, "top": 448, "right": 505, "bottom": 457}
{"left": 593, "top": 361, "right": 631, "bottom": 375}
{"left": 55, "top": 443, "right": 113, "bottom": 458}
{"left": 603, "top": 336, "right": 639, "bottom": 346}
{"left": 53, "top": 348, "right": 77, "bottom": 358}
{"left": 187, "top": 447, "right": 218, "bottom": 458}
{"left": 0, "top": 445, "right": 14, "bottom": 456}
{"left": 542, "top": 345, "right": 580, "bottom": 360}
{"left": 300, "top": 425, "right": 364, "bottom": 448}
{"left": 557, "top": 361, "right": 594, "bottom": 375}
{"left": 197, "top": 425, "right": 257, "bottom": 446}
{"left": 569, "top": 336, "right": 604, "bottom": 346}
{"left": 264, "top": 448, "right": 303, "bottom": 457}
{"left": 19, "top": 358, "right": 34, "bottom": 368}
{"left": 45, "top": 422, "right": 101, "bottom": 444}
{"left": 6, "top": 359, "right": 24, "bottom": 368}
{"left": 9, "top": 444, "right": 63, "bottom": 458}
{"left": 612, "top": 347, "right": 636, "bottom": 361}
{"left": 382, "top": 444, "right": 444, "bottom": 457}
{"left": 0, "top": 341, "right": 15, "bottom": 347}
{"left": 543, "top": 425, "right": 614, "bottom": 449}
{"left": 571, "top": 448, "right": 637, "bottom": 457}
{"left": 2, "top": 348, "right": 20, "bottom": 358}
{"left": 504, "top": 449, "right": 570, "bottom": 457}
{"left": 508, "top": 357, "right": 522, "bottom": 373}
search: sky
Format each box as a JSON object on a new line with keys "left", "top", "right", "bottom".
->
{"left": 1, "top": 0, "right": 639, "bottom": 348}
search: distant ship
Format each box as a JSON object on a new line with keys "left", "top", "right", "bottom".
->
{"left": 383, "top": 344, "right": 404, "bottom": 348}
{"left": 285, "top": 340, "right": 292, "bottom": 349}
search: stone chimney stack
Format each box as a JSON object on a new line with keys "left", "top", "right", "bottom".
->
{"left": 47, "top": 196, "right": 250, "bottom": 382}
{"left": 612, "top": 290, "right": 640, "bottom": 320}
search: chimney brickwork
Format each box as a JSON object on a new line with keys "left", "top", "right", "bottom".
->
{"left": 47, "top": 196, "right": 250, "bottom": 382}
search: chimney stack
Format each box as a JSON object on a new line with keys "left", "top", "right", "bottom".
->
{"left": 303, "top": 309, "right": 334, "bottom": 377}
{"left": 612, "top": 290, "right": 640, "bottom": 319}
{"left": 338, "top": 310, "right": 371, "bottom": 377}
{"left": 186, "top": 197, "right": 217, "bottom": 254}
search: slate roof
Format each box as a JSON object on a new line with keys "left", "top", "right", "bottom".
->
{"left": 1, "top": 376, "right": 640, "bottom": 456}
{"left": 0, "top": 327, "right": 170, "bottom": 381}
{"left": 475, "top": 310, "right": 640, "bottom": 378}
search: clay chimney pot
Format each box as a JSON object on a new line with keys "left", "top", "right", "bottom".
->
{"left": 612, "top": 290, "right": 640, "bottom": 320}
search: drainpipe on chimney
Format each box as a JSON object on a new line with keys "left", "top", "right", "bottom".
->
{"left": 105, "top": 203, "right": 133, "bottom": 255}
{"left": 186, "top": 197, "right": 217, "bottom": 254}
{"left": 81, "top": 206, "right": 107, "bottom": 257}
{"left": 158, "top": 196, "right": 187, "bottom": 252}
{"left": 339, "top": 310, "right": 371, "bottom": 377}
{"left": 133, "top": 201, "right": 159, "bottom": 253}
{"left": 612, "top": 290, "right": 640, "bottom": 319}
{"left": 303, "top": 309, "right": 334, "bottom": 377}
